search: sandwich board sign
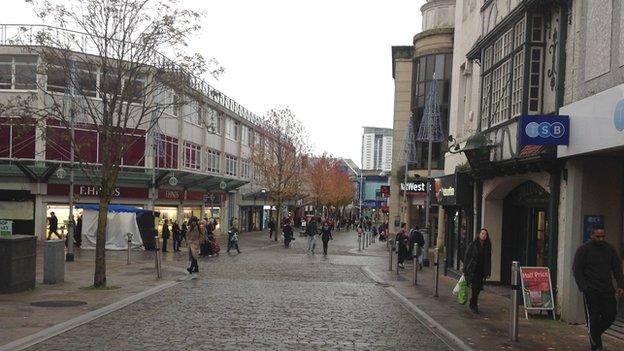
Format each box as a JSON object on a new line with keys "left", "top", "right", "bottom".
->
{"left": 519, "top": 266, "right": 556, "bottom": 320}
{"left": 0, "top": 220, "right": 13, "bottom": 237}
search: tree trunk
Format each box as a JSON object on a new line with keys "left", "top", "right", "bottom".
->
{"left": 94, "top": 174, "right": 115, "bottom": 287}
{"left": 275, "top": 201, "right": 281, "bottom": 242}
{"left": 94, "top": 196, "right": 109, "bottom": 287}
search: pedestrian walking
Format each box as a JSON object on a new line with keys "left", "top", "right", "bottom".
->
{"left": 161, "top": 219, "right": 170, "bottom": 252}
{"left": 283, "top": 220, "right": 294, "bottom": 248}
{"left": 396, "top": 223, "right": 410, "bottom": 268}
{"left": 227, "top": 219, "right": 241, "bottom": 254}
{"left": 573, "top": 225, "right": 624, "bottom": 351}
{"left": 172, "top": 220, "right": 181, "bottom": 252}
{"left": 320, "top": 220, "right": 333, "bottom": 256}
{"left": 462, "top": 228, "right": 492, "bottom": 314}
{"left": 181, "top": 221, "right": 188, "bottom": 246}
{"left": 268, "top": 218, "right": 275, "bottom": 239}
{"left": 306, "top": 217, "right": 318, "bottom": 254}
{"left": 205, "top": 218, "right": 215, "bottom": 256}
{"left": 47, "top": 212, "right": 59, "bottom": 240}
{"left": 186, "top": 217, "right": 200, "bottom": 274}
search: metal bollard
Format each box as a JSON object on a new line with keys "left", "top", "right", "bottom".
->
{"left": 126, "top": 232, "right": 133, "bottom": 265}
{"left": 154, "top": 235, "right": 162, "bottom": 279}
{"left": 510, "top": 261, "right": 520, "bottom": 341}
{"left": 358, "top": 235, "right": 362, "bottom": 251}
{"left": 433, "top": 248, "right": 439, "bottom": 297}
{"left": 396, "top": 243, "right": 400, "bottom": 276}
{"left": 388, "top": 239, "right": 394, "bottom": 271}
{"left": 412, "top": 248, "right": 418, "bottom": 286}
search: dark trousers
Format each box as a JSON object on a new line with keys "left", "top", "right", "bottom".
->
{"left": 162, "top": 238, "right": 168, "bottom": 252}
{"left": 189, "top": 258, "right": 198, "bottom": 272}
{"left": 470, "top": 284, "right": 482, "bottom": 308}
{"left": 398, "top": 246, "right": 408, "bottom": 264}
{"left": 584, "top": 291, "right": 617, "bottom": 350}
{"left": 227, "top": 241, "right": 240, "bottom": 253}
{"left": 322, "top": 240, "right": 329, "bottom": 255}
{"left": 173, "top": 236, "right": 180, "bottom": 251}
{"left": 269, "top": 228, "right": 273, "bottom": 238}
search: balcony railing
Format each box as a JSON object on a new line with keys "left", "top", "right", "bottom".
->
{"left": 0, "top": 24, "right": 262, "bottom": 126}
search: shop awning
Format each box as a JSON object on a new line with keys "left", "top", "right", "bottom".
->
{"left": 76, "top": 204, "right": 156, "bottom": 215}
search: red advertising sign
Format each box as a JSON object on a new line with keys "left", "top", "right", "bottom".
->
{"left": 185, "top": 190, "right": 205, "bottom": 201}
{"left": 519, "top": 267, "right": 555, "bottom": 311}
{"left": 48, "top": 184, "right": 149, "bottom": 199}
{"left": 380, "top": 185, "right": 390, "bottom": 197}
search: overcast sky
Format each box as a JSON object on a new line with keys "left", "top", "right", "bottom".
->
{"left": 4, "top": 0, "right": 425, "bottom": 167}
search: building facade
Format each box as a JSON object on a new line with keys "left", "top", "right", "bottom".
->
{"left": 389, "top": 0, "right": 455, "bottom": 243}
{"left": 361, "top": 126, "right": 393, "bottom": 172}
{"left": 0, "top": 24, "right": 271, "bottom": 240}
{"left": 445, "top": 0, "right": 624, "bottom": 326}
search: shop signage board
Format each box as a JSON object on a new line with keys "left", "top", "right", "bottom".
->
{"left": 583, "top": 215, "right": 604, "bottom": 243}
{"left": 0, "top": 220, "right": 12, "bottom": 237}
{"left": 518, "top": 115, "right": 569, "bottom": 146}
{"left": 48, "top": 184, "right": 149, "bottom": 199}
{"left": 431, "top": 173, "right": 472, "bottom": 206}
{"left": 400, "top": 180, "right": 431, "bottom": 195}
{"left": 558, "top": 83, "right": 624, "bottom": 158}
{"left": 519, "top": 267, "right": 556, "bottom": 319}
{"left": 158, "top": 189, "right": 183, "bottom": 200}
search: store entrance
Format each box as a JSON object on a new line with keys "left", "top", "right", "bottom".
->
{"left": 501, "top": 181, "right": 550, "bottom": 285}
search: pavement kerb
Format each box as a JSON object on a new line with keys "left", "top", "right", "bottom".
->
{"left": 360, "top": 266, "right": 474, "bottom": 351}
{"left": 0, "top": 276, "right": 193, "bottom": 351}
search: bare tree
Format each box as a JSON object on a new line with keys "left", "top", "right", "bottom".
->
{"left": 251, "top": 108, "right": 308, "bottom": 241}
{"left": 2, "top": 0, "right": 222, "bottom": 287}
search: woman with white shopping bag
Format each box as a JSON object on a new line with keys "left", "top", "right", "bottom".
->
{"left": 462, "top": 228, "right": 492, "bottom": 314}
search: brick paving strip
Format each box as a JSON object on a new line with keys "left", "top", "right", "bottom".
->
{"left": 0, "top": 278, "right": 188, "bottom": 351}
{"left": 360, "top": 266, "right": 473, "bottom": 351}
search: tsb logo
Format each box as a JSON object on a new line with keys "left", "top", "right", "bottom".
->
{"left": 525, "top": 121, "right": 566, "bottom": 139}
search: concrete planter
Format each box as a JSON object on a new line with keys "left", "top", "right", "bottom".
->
{"left": 0, "top": 235, "right": 36, "bottom": 294}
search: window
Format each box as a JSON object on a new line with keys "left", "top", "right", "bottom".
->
{"left": 531, "top": 15, "right": 544, "bottom": 42}
{"left": 206, "top": 148, "right": 220, "bottom": 173}
{"left": 225, "top": 154, "right": 237, "bottom": 176}
{"left": 14, "top": 56, "right": 37, "bottom": 90}
{"left": 225, "top": 118, "right": 239, "bottom": 141}
{"left": 206, "top": 106, "right": 220, "bottom": 133}
{"left": 155, "top": 135, "right": 178, "bottom": 169}
{"left": 183, "top": 141, "right": 201, "bottom": 170}
{"left": 490, "top": 60, "right": 511, "bottom": 126}
{"left": 0, "top": 56, "right": 11, "bottom": 89}
{"left": 122, "top": 74, "right": 145, "bottom": 102}
{"left": 253, "top": 164, "right": 261, "bottom": 181}
{"left": 514, "top": 18, "right": 526, "bottom": 48}
{"left": 77, "top": 62, "right": 98, "bottom": 97}
{"left": 185, "top": 100, "right": 201, "bottom": 125}
{"left": 511, "top": 50, "right": 525, "bottom": 116}
{"left": 528, "top": 47, "right": 543, "bottom": 113}
{"left": 241, "top": 159, "right": 251, "bottom": 179}
{"left": 480, "top": 74, "right": 491, "bottom": 130}
{"left": 241, "top": 125, "right": 250, "bottom": 146}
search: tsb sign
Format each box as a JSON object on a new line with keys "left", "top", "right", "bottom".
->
{"left": 518, "top": 115, "right": 569, "bottom": 146}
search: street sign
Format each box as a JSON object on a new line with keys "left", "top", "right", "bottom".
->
{"left": 519, "top": 267, "right": 555, "bottom": 317}
{"left": 518, "top": 115, "right": 569, "bottom": 146}
{"left": 0, "top": 219, "right": 13, "bottom": 237}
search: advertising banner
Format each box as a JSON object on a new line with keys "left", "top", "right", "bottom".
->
{"left": 518, "top": 115, "right": 569, "bottom": 146}
{"left": 0, "top": 219, "right": 12, "bottom": 237}
{"left": 519, "top": 267, "right": 555, "bottom": 311}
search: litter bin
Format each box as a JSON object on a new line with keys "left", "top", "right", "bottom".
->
{"left": 0, "top": 235, "right": 36, "bottom": 293}
{"left": 44, "top": 239, "right": 65, "bottom": 284}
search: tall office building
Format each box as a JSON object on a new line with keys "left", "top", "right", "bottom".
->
{"left": 361, "top": 127, "right": 392, "bottom": 172}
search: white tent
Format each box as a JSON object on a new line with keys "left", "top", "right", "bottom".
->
{"left": 78, "top": 205, "right": 144, "bottom": 250}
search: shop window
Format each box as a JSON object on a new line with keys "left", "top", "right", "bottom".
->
{"left": 206, "top": 148, "right": 220, "bottom": 173}
{"left": 183, "top": 141, "right": 201, "bottom": 170}
{"left": 0, "top": 55, "right": 12, "bottom": 89}
{"left": 122, "top": 134, "right": 146, "bottom": 166}
{"left": 225, "top": 154, "right": 237, "bottom": 176}
{"left": 155, "top": 134, "right": 178, "bottom": 169}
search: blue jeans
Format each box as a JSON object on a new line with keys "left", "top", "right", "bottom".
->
{"left": 307, "top": 236, "right": 316, "bottom": 252}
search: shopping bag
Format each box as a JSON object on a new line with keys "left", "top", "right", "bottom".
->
{"left": 452, "top": 275, "right": 464, "bottom": 296}
{"left": 457, "top": 276, "right": 468, "bottom": 305}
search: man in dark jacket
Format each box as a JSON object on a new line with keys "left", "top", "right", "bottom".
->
{"left": 573, "top": 225, "right": 624, "bottom": 351}
{"left": 306, "top": 217, "right": 318, "bottom": 254}
{"left": 409, "top": 226, "right": 425, "bottom": 270}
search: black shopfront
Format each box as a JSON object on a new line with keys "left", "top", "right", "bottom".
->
{"left": 432, "top": 173, "right": 474, "bottom": 277}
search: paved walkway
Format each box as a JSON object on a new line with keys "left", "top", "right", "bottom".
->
{"left": 4, "top": 229, "right": 623, "bottom": 350}
{"left": 3, "top": 230, "right": 454, "bottom": 350}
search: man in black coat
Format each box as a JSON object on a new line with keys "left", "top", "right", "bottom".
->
{"left": 573, "top": 225, "right": 624, "bottom": 351}
{"left": 161, "top": 219, "right": 170, "bottom": 252}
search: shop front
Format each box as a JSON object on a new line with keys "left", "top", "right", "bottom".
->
{"left": 431, "top": 172, "right": 473, "bottom": 275}
{"left": 557, "top": 84, "right": 624, "bottom": 323}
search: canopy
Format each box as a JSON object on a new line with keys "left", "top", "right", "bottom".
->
{"left": 76, "top": 204, "right": 155, "bottom": 215}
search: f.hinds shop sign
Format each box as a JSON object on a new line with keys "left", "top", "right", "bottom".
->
{"left": 47, "top": 184, "right": 149, "bottom": 198}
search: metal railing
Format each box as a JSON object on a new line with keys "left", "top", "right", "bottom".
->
{"left": 0, "top": 24, "right": 262, "bottom": 126}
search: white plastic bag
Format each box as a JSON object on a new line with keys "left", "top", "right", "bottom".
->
{"left": 453, "top": 275, "right": 466, "bottom": 296}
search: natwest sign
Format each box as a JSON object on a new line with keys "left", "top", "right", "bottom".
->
{"left": 48, "top": 184, "right": 149, "bottom": 199}
{"left": 400, "top": 181, "right": 429, "bottom": 194}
